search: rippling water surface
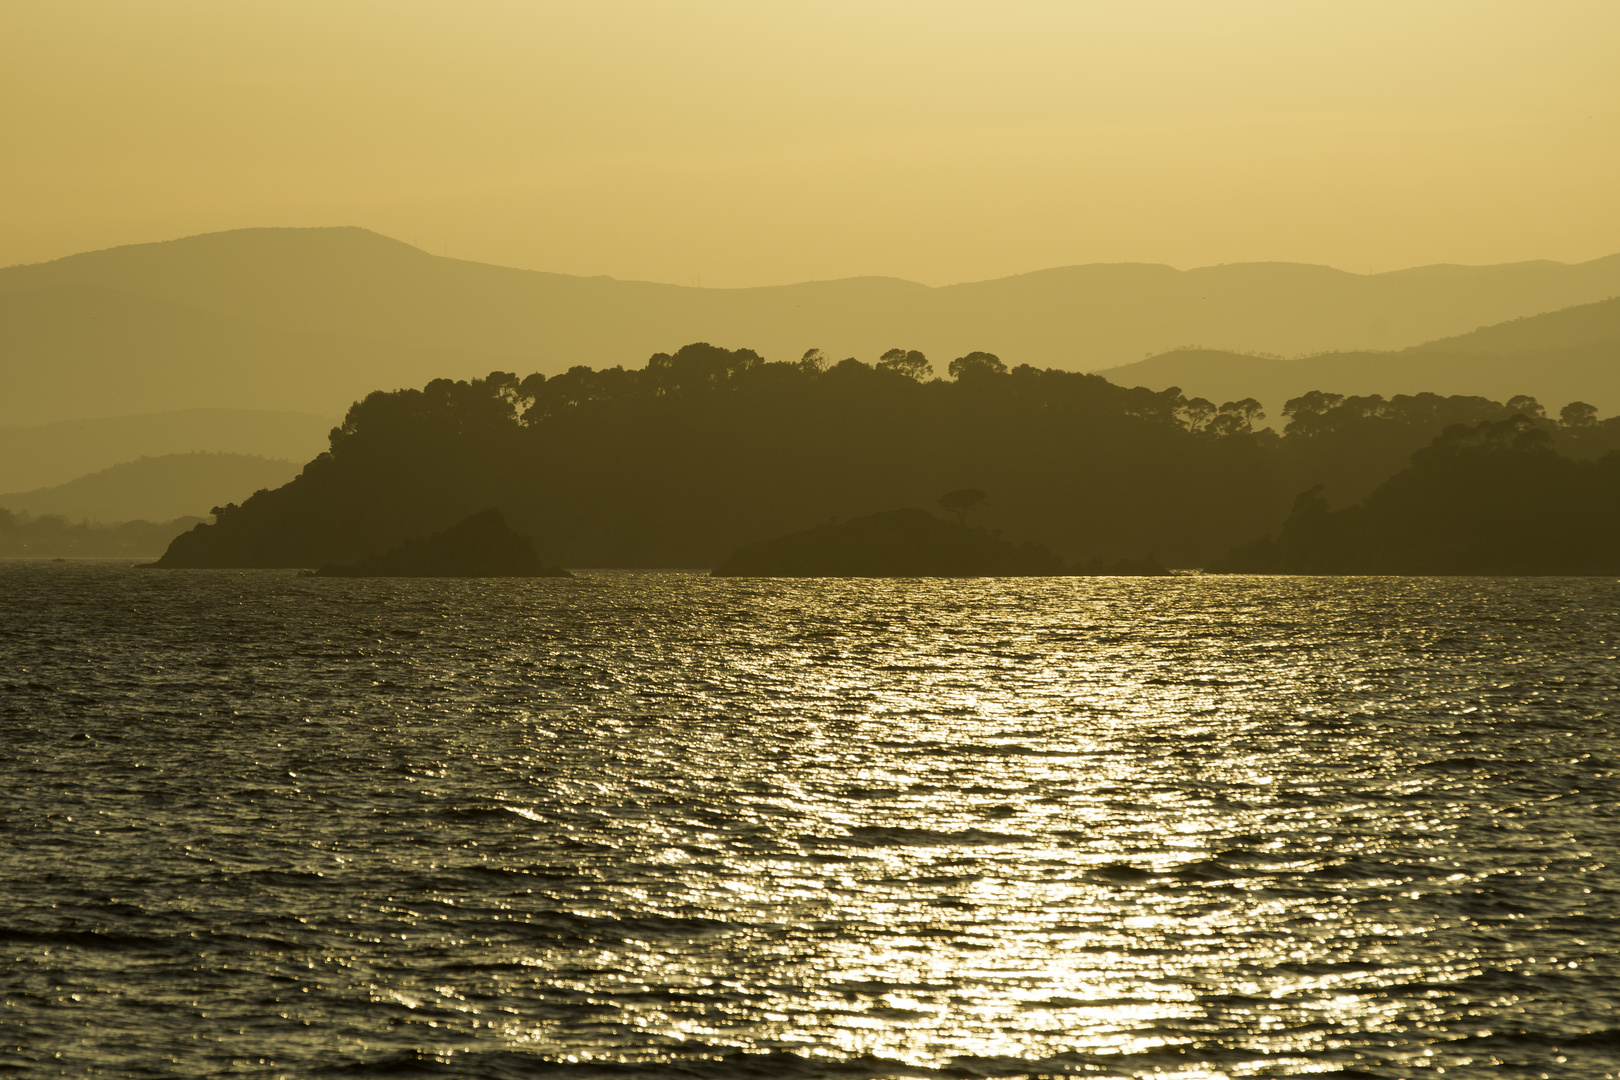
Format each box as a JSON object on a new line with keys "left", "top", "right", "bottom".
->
{"left": 2, "top": 563, "right": 1618, "bottom": 1079}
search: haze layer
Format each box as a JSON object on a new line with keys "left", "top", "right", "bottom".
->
{"left": 4, "top": 3, "right": 1616, "bottom": 286}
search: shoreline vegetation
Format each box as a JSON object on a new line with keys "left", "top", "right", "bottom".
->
{"left": 140, "top": 342, "right": 1620, "bottom": 576}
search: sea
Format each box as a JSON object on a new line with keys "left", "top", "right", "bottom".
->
{"left": 2, "top": 562, "right": 1616, "bottom": 1079}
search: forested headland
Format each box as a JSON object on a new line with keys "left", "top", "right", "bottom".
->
{"left": 1212, "top": 415, "right": 1620, "bottom": 574}
{"left": 154, "top": 343, "right": 1620, "bottom": 570}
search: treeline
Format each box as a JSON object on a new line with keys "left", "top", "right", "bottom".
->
{"left": 157, "top": 343, "right": 1620, "bottom": 569}
{"left": 0, "top": 509, "right": 203, "bottom": 558}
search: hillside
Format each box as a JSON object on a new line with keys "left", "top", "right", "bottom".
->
{"left": 6, "top": 228, "right": 1620, "bottom": 425}
{"left": 1212, "top": 417, "right": 1620, "bottom": 575}
{"left": 147, "top": 345, "right": 1612, "bottom": 572}
{"left": 1406, "top": 295, "right": 1620, "bottom": 355}
{"left": 1096, "top": 295, "right": 1620, "bottom": 417}
{"left": 0, "top": 409, "right": 331, "bottom": 492}
{"left": 0, "top": 453, "right": 301, "bottom": 523}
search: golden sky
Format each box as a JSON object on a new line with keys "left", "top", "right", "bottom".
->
{"left": 3, "top": 1, "right": 1617, "bottom": 286}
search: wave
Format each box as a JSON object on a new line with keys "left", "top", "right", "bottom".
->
{"left": 0, "top": 925, "right": 176, "bottom": 951}
{"left": 310, "top": 1048, "right": 938, "bottom": 1079}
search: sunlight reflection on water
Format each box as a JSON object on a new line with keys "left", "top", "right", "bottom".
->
{"left": 1, "top": 565, "right": 1617, "bottom": 1078}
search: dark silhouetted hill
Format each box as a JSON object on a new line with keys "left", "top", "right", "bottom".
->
{"left": 8, "top": 228, "right": 1620, "bottom": 423}
{"left": 145, "top": 343, "right": 1619, "bottom": 571}
{"left": 0, "top": 453, "right": 299, "bottom": 523}
{"left": 0, "top": 409, "right": 331, "bottom": 493}
{"left": 306, "top": 509, "right": 569, "bottom": 578}
{"left": 711, "top": 508, "right": 1063, "bottom": 577}
{"left": 1210, "top": 417, "right": 1620, "bottom": 575}
{"left": 147, "top": 348, "right": 1282, "bottom": 569}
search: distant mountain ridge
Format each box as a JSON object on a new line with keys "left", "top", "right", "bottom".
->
{"left": 5, "top": 227, "right": 1619, "bottom": 425}
{"left": 0, "top": 409, "right": 331, "bottom": 492}
{"left": 0, "top": 452, "right": 300, "bottom": 523}
{"left": 1097, "top": 294, "right": 1620, "bottom": 417}
{"left": 1406, "top": 295, "right": 1620, "bottom": 355}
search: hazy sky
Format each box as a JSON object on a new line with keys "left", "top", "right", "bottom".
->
{"left": 4, "top": 1, "right": 1617, "bottom": 287}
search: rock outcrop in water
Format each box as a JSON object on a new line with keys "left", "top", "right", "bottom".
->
{"left": 1210, "top": 416, "right": 1620, "bottom": 574}
{"left": 311, "top": 509, "right": 570, "bottom": 578}
{"left": 711, "top": 507, "right": 1064, "bottom": 577}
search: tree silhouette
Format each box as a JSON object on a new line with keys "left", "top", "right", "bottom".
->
{"left": 938, "top": 487, "right": 987, "bottom": 526}
{"left": 947, "top": 351, "right": 1006, "bottom": 380}
{"left": 1506, "top": 395, "right": 1545, "bottom": 420}
{"left": 1180, "top": 397, "right": 1216, "bottom": 433}
{"left": 1561, "top": 401, "right": 1598, "bottom": 428}
{"left": 877, "top": 348, "right": 932, "bottom": 380}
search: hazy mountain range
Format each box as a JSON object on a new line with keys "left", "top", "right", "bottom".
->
{"left": 0, "top": 452, "right": 299, "bottom": 524}
{"left": 0, "top": 409, "right": 330, "bottom": 493}
{"left": 1098, "top": 296, "right": 1620, "bottom": 418}
{"left": 3, "top": 227, "right": 1619, "bottom": 531}
{"left": 6, "top": 227, "right": 1620, "bottom": 427}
